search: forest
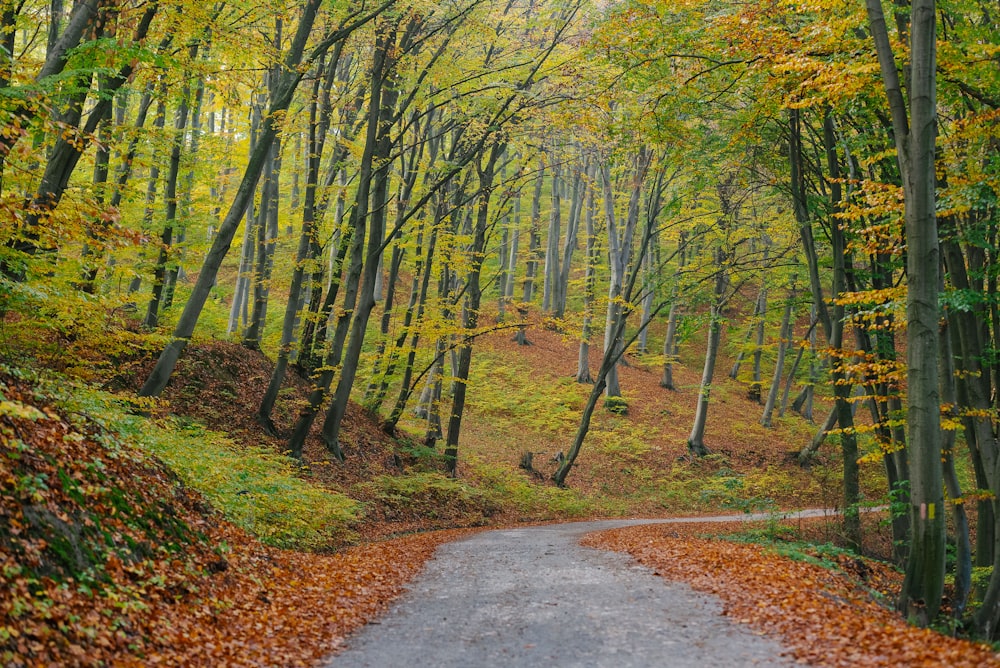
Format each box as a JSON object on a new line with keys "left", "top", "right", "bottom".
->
{"left": 2, "top": 0, "right": 1000, "bottom": 664}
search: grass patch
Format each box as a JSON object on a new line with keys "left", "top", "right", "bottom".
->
{"left": 59, "top": 384, "right": 361, "bottom": 551}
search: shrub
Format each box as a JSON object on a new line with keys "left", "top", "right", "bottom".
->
{"left": 603, "top": 396, "right": 628, "bottom": 415}
{"left": 129, "top": 416, "right": 360, "bottom": 550}
{"left": 357, "top": 472, "right": 499, "bottom": 521}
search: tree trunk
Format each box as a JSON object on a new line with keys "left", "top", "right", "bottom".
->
{"left": 660, "top": 303, "right": 680, "bottom": 390}
{"left": 779, "top": 314, "right": 814, "bottom": 418}
{"left": 542, "top": 155, "right": 560, "bottom": 312}
{"left": 729, "top": 306, "right": 754, "bottom": 379}
{"left": 144, "top": 57, "right": 194, "bottom": 328}
{"left": 228, "top": 95, "right": 262, "bottom": 335}
{"left": 444, "top": 142, "right": 505, "bottom": 476}
{"left": 556, "top": 158, "right": 583, "bottom": 318}
{"left": 941, "top": 230, "right": 1000, "bottom": 632}
{"left": 319, "top": 17, "right": 409, "bottom": 457}
{"left": 521, "top": 162, "right": 545, "bottom": 305}
{"left": 940, "top": 305, "right": 972, "bottom": 620}
{"left": 637, "top": 247, "right": 655, "bottom": 353}
{"left": 602, "top": 149, "right": 651, "bottom": 399}
{"left": 790, "top": 107, "right": 861, "bottom": 549}
{"left": 257, "top": 47, "right": 344, "bottom": 432}
{"left": 294, "top": 80, "right": 365, "bottom": 376}
{"left": 866, "top": 0, "right": 945, "bottom": 623}
{"left": 163, "top": 67, "right": 208, "bottom": 310}
{"left": 791, "top": 309, "right": 818, "bottom": 421}
{"left": 505, "top": 194, "right": 520, "bottom": 303}
{"left": 94, "top": 84, "right": 155, "bottom": 291}
{"left": 749, "top": 286, "right": 767, "bottom": 403}
{"left": 365, "top": 111, "right": 433, "bottom": 412}
{"left": 687, "top": 177, "right": 734, "bottom": 457}
{"left": 139, "top": 0, "right": 379, "bottom": 399}
{"left": 243, "top": 29, "right": 284, "bottom": 349}
{"left": 382, "top": 215, "right": 439, "bottom": 431}
{"left": 79, "top": 73, "right": 113, "bottom": 292}
{"left": 285, "top": 19, "right": 392, "bottom": 459}
{"left": 576, "top": 162, "right": 596, "bottom": 383}
{"left": 496, "top": 167, "right": 510, "bottom": 323}
{"left": 661, "top": 233, "right": 686, "bottom": 390}
{"left": 687, "top": 303, "right": 722, "bottom": 457}
{"left": 761, "top": 282, "right": 794, "bottom": 427}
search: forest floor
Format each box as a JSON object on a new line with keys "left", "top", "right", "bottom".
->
{"left": 3, "top": 312, "right": 998, "bottom": 665}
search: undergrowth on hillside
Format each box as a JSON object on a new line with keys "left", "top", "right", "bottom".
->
{"left": 467, "top": 351, "right": 584, "bottom": 435}
{"left": 0, "top": 366, "right": 216, "bottom": 663}
{"left": 135, "top": 417, "right": 360, "bottom": 549}
{"left": 470, "top": 459, "right": 598, "bottom": 517}
{"left": 356, "top": 472, "right": 497, "bottom": 523}
{"left": 54, "top": 377, "right": 361, "bottom": 550}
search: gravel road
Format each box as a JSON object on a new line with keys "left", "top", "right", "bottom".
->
{"left": 325, "top": 518, "right": 800, "bottom": 667}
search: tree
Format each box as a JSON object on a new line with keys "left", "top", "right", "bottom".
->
{"left": 600, "top": 147, "right": 651, "bottom": 400}
{"left": 865, "top": 0, "right": 945, "bottom": 624}
{"left": 138, "top": 0, "right": 388, "bottom": 398}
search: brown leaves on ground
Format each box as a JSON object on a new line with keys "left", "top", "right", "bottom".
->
{"left": 1, "top": 367, "right": 471, "bottom": 666}
{"left": 584, "top": 522, "right": 1000, "bottom": 668}
{"left": 121, "top": 341, "right": 498, "bottom": 539}
{"left": 127, "top": 526, "right": 469, "bottom": 667}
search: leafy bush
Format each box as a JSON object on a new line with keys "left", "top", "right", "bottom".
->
{"left": 0, "top": 280, "right": 168, "bottom": 383}
{"left": 54, "top": 384, "right": 360, "bottom": 551}
{"left": 472, "top": 461, "right": 595, "bottom": 518}
{"left": 591, "top": 424, "right": 651, "bottom": 460}
{"left": 357, "top": 472, "right": 499, "bottom": 521}
{"left": 698, "top": 468, "right": 776, "bottom": 514}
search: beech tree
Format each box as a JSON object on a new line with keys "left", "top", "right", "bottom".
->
{"left": 138, "top": 0, "right": 390, "bottom": 398}
{"left": 865, "top": 0, "right": 944, "bottom": 625}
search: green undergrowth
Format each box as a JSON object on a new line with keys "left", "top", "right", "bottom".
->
{"left": 470, "top": 459, "right": 604, "bottom": 518}
{"left": 467, "top": 351, "right": 585, "bottom": 436}
{"left": 119, "top": 414, "right": 360, "bottom": 550}
{"left": 356, "top": 471, "right": 498, "bottom": 522}
{"left": 46, "top": 379, "right": 361, "bottom": 551}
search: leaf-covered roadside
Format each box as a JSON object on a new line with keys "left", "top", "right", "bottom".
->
{"left": 584, "top": 524, "right": 999, "bottom": 667}
{"left": 0, "top": 367, "right": 467, "bottom": 666}
{"left": 126, "top": 527, "right": 465, "bottom": 667}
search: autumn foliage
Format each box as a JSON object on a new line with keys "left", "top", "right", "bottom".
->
{"left": 585, "top": 523, "right": 1000, "bottom": 668}
{"left": 0, "top": 367, "right": 467, "bottom": 666}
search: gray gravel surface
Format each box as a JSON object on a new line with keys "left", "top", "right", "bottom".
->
{"left": 325, "top": 518, "right": 801, "bottom": 667}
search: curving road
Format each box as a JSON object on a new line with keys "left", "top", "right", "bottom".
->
{"left": 325, "top": 516, "right": 810, "bottom": 667}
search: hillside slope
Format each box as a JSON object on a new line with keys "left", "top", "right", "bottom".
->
{"left": 0, "top": 367, "right": 464, "bottom": 666}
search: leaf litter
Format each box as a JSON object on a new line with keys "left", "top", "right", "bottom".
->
{"left": 5, "top": 330, "right": 997, "bottom": 666}
{"left": 0, "top": 366, "right": 472, "bottom": 666}
{"left": 584, "top": 522, "right": 1000, "bottom": 667}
